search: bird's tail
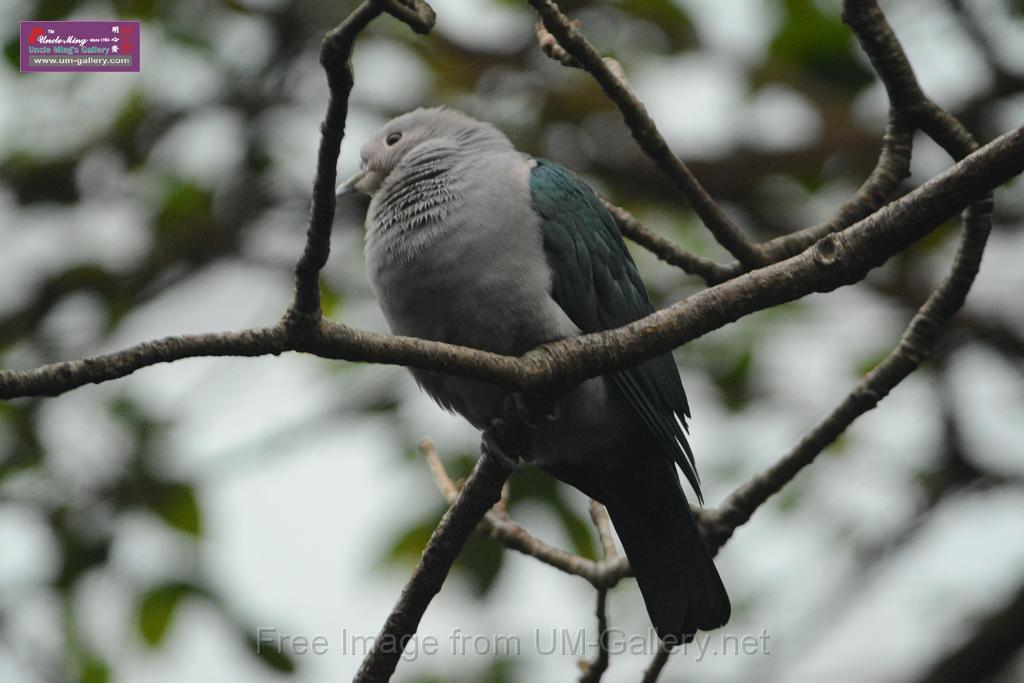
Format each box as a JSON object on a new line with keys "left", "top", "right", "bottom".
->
{"left": 606, "top": 477, "right": 730, "bottom": 642}
{"left": 542, "top": 456, "right": 730, "bottom": 643}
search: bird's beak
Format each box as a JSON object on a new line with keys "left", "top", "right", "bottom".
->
{"left": 336, "top": 169, "right": 366, "bottom": 197}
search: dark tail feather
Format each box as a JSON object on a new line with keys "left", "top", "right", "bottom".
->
{"left": 544, "top": 458, "right": 730, "bottom": 642}
{"left": 605, "top": 476, "right": 730, "bottom": 641}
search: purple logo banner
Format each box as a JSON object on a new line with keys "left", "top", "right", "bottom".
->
{"left": 20, "top": 20, "right": 140, "bottom": 73}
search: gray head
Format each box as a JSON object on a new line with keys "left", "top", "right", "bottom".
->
{"left": 337, "top": 107, "right": 514, "bottom": 196}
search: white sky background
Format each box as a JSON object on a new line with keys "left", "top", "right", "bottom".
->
{"left": 1, "top": 0, "right": 1024, "bottom": 682}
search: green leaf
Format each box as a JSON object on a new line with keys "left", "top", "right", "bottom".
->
{"left": 553, "top": 501, "right": 597, "bottom": 560}
{"left": 385, "top": 515, "right": 439, "bottom": 565}
{"left": 245, "top": 633, "right": 296, "bottom": 673}
{"left": 4, "top": 40, "right": 19, "bottom": 70}
{"left": 693, "top": 340, "right": 756, "bottom": 412}
{"left": 619, "top": 0, "right": 696, "bottom": 51}
{"left": 0, "top": 400, "right": 44, "bottom": 480}
{"left": 137, "top": 583, "right": 194, "bottom": 647}
{"left": 36, "top": 0, "right": 77, "bottom": 21}
{"left": 385, "top": 504, "right": 505, "bottom": 595}
{"left": 112, "top": 0, "right": 158, "bottom": 19}
{"left": 506, "top": 463, "right": 560, "bottom": 505}
{"left": 149, "top": 482, "right": 202, "bottom": 535}
{"left": 319, "top": 281, "right": 345, "bottom": 319}
{"left": 109, "top": 90, "right": 149, "bottom": 165}
{"left": 154, "top": 178, "right": 215, "bottom": 241}
{"left": 769, "top": 0, "right": 874, "bottom": 90}
{"left": 855, "top": 346, "right": 891, "bottom": 376}
{"left": 0, "top": 153, "right": 80, "bottom": 204}
{"left": 714, "top": 346, "right": 755, "bottom": 411}
{"left": 454, "top": 531, "right": 504, "bottom": 596}
{"left": 481, "top": 657, "right": 517, "bottom": 683}
{"left": 79, "top": 654, "right": 109, "bottom": 683}
{"left": 505, "top": 466, "right": 600, "bottom": 558}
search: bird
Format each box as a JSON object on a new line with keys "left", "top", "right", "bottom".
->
{"left": 338, "top": 106, "right": 730, "bottom": 643}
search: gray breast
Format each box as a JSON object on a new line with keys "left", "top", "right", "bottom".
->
{"left": 364, "top": 150, "right": 578, "bottom": 426}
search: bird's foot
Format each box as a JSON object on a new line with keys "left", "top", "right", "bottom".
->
{"left": 503, "top": 392, "right": 559, "bottom": 431}
{"left": 481, "top": 419, "right": 522, "bottom": 471}
{"left": 483, "top": 392, "right": 558, "bottom": 467}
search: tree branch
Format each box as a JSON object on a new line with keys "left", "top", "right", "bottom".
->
{"left": 909, "top": 578, "right": 1024, "bottom": 683}
{"left": 291, "top": 0, "right": 435, "bottom": 322}
{"left": 588, "top": 499, "right": 618, "bottom": 560}
{"left": 640, "top": 645, "right": 672, "bottom": 683}
{"left": 754, "top": 113, "right": 914, "bottom": 265}
{"left": 0, "top": 327, "right": 289, "bottom": 399}
{"left": 704, "top": 198, "right": 991, "bottom": 550}
{"left": 550, "top": 0, "right": 924, "bottom": 286}
{"left": 4, "top": 125, "right": 1020, "bottom": 401}
{"left": 578, "top": 589, "right": 610, "bottom": 683}
{"left": 419, "top": 440, "right": 629, "bottom": 586}
{"left": 530, "top": 0, "right": 766, "bottom": 268}
{"left": 842, "top": 0, "right": 927, "bottom": 111}
{"left": 354, "top": 444, "right": 515, "bottom": 683}
{"left": 577, "top": 501, "right": 618, "bottom": 682}
{"left": 516, "top": 125, "right": 1021, "bottom": 394}
{"left": 600, "top": 198, "right": 736, "bottom": 284}
{"left": 700, "top": 0, "right": 995, "bottom": 551}
{"left": 290, "top": 1, "right": 383, "bottom": 321}
{"left": 369, "top": 0, "right": 435, "bottom": 34}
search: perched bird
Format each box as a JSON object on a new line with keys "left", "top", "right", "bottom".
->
{"left": 339, "top": 107, "right": 729, "bottom": 642}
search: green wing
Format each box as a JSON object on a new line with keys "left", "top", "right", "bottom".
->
{"left": 529, "top": 159, "right": 702, "bottom": 503}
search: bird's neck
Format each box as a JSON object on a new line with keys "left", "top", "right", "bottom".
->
{"left": 366, "top": 144, "right": 505, "bottom": 263}
{"left": 369, "top": 147, "right": 457, "bottom": 246}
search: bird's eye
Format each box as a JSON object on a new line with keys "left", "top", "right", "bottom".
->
{"left": 386, "top": 132, "right": 402, "bottom": 146}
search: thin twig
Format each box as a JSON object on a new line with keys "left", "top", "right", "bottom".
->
{"left": 909, "top": 577, "right": 1024, "bottom": 683}
{"left": 289, "top": 1, "right": 382, "bottom": 321}
{"left": 530, "top": 0, "right": 766, "bottom": 268}
{"left": 420, "top": 437, "right": 460, "bottom": 501}
{"left": 419, "top": 440, "right": 630, "bottom": 586}
{"left": 0, "top": 326, "right": 290, "bottom": 398}
{"left": 369, "top": 0, "right": 435, "bottom": 34}
{"left": 640, "top": 644, "right": 672, "bottom": 683}
{"left": 588, "top": 499, "right": 617, "bottom": 560}
{"left": 290, "top": 0, "right": 435, "bottom": 323}
{"left": 701, "top": 0, "right": 994, "bottom": 553}
{"left": 354, "top": 444, "right": 516, "bottom": 682}
{"left": 578, "top": 589, "right": 610, "bottom": 683}
{"left": 601, "top": 199, "right": 735, "bottom": 284}
{"left": 706, "top": 202, "right": 991, "bottom": 549}
{"left": 3, "top": 128, "right": 1020, "bottom": 401}
{"left": 754, "top": 114, "right": 914, "bottom": 265}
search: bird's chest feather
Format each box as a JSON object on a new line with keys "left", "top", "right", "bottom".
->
{"left": 363, "top": 155, "right": 578, "bottom": 427}
{"left": 365, "top": 156, "right": 569, "bottom": 355}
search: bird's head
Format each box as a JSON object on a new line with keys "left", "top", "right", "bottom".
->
{"left": 337, "top": 106, "right": 512, "bottom": 197}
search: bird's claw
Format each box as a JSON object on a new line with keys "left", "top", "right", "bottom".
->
{"left": 483, "top": 393, "right": 558, "bottom": 466}
{"left": 503, "top": 392, "right": 559, "bottom": 430}
{"left": 482, "top": 420, "right": 521, "bottom": 471}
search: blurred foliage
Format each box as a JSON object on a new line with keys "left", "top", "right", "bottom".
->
{"left": 137, "top": 581, "right": 200, "bottom": 646}
{"left": 383, "top": 455, "right": 596, "bottom": 597}
{"left": 2, "top": 0, "right": 1024, "bottom": 680}
{"left": 0, "top": 393, "right": 295, "bottom": 678}
{"left": 768, "top": 0, "right": 874, "bottom": 91}
{"left": 406, "top": 657, "right": 517, "bottom": 683}
{"left": 79, "top": 655, "right": 111, "bottom": 683}
{"left": 247, "top": 632, "right": 298, "bottom": 674}
{"left": 386, "top": 509, "right": 508, "bottom": 596}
